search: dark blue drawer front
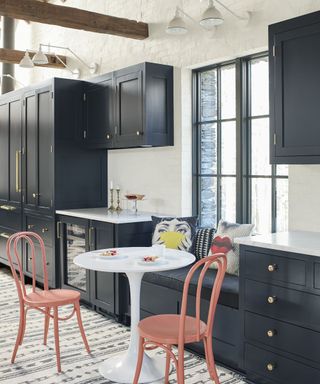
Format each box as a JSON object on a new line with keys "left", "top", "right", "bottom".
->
{"left": 244, "top": 249, "right": 306, "bottom": 286}
{"left": 244, "top": 279, "right": 320, "bottom": 331}
{"left": 245, "top": 343, "right": 320, "bottom": 384}
{"left": 245, "top": 311, "right": 320, "bottom": 364}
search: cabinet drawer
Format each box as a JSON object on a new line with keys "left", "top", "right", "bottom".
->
{"left": 244, "top": 249, "right": 306, "bottom": 286}
{"left": 0, "top": 207, "right": 21, "bottom": 231}
{"left": 245, "top": 343, "right": 320, "bottom": 384}
{"left": 244, "top": 279, "right": 320, "bottom": 330}
{"left": 25, "top": 245, "right": 53, "bottom": 284}
{"left": 245, "top": 312, "right": 320, "bottom": 364}
{"left": 0, "top": 227, "right": 21, "bottom": 266}
{"left": 25, "top": 216, "right": 54, "bottom": 247}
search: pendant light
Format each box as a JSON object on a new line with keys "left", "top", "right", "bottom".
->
{"left": 32, "top": 46, "right": 49, "bottom": 65}
{"left": 19, "top": 50, "right": 34, "bottom": 68}
{"left": 166, "top": 7, "right": 188, "bottom": 35}
{"left": 200, "top": 0, "right": 223, "bottom": 28}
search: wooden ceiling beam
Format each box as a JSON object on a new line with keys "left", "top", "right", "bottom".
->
{"left": 0, "top": 0, "right": 149, "bottom": 40}
{"left": 0, "top": 48, "right": 67, "bottom": 68}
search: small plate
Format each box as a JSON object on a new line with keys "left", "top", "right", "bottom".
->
{"left": 92, "top": 253, "right": 128, "bottom": 261}
{"left": 136, "top": 258, "right": 168, "bottom": 266}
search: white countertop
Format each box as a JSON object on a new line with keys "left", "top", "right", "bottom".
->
{"left": 234, "top": 231, "right": 320, "bottom": 257}
{"left": 55, "top": 208, "right": 167, "bottom": 224}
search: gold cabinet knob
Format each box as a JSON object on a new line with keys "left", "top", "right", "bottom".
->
{"left": 268, "top": 264, "right": 277, "bottom": 272}
{"left": 136, "top": 131, "right": 143, "bottom": 136}
{"left": 41, "top": 228, "right": 48, "bottom": 233}
{"left": 266, "top": 363, "right": 276, "bottom": 372}
{"left": 267, "top": 329, "right": 277, "bottom": 338}
{"left": 267, "top": 296, "right": 277, "bottom": 304}
{"left": 27, "top": 224, "right": 34, "bottom": 230}
{"left": 32, "top": 193, "right": 39, "bottom": 198}
{"left": 106, "top": 134, "right": 111, "bottom": 140}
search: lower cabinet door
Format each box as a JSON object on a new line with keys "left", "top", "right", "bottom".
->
{"left": 25, "top": 245, "right": 53, "bottom": 287}
{"left": 59, "top": 217, "right": 90, "bottom": 302}
{"left": 89, "top": 221, "right": 115, "bottom": 315}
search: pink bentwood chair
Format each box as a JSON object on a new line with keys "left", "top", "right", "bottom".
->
{"left": 6, "top": 232, "right": 90, "bottom": 373}
{"left": 133, "top": 252, "right": 228, "bottom": 384}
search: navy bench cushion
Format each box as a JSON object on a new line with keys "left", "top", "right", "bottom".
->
{"left": 143, "top": 265, "right": 239, "bottom": 309}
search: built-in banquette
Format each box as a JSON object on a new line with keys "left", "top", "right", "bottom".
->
{"left": 237, "top": 232, "right": 320, "bottom": 384}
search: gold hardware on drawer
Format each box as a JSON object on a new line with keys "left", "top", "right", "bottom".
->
{"left": 266, "top": 363, "right": 276, "bottom": 372}
{"left": 28, "top": 224, "right": 35, "bottom": 230}
{"left": 268, "top": 264, "right": 278, "bottom": 272}
{"left": 267, "top": 295, "right": 277, "bottom": 304}
{"left": 267, "top": 329, "right": 277, "bottom": 338}
{"left": 106, "top": 134, "right": 111, "bottom": 140}
{"left": 41, "top": 228, "right": 48, "bottom": 233}
{"left": 0, "top": 232, "right": 10, "bottom": 239}
{"left": 136, "top": 131, "right": 143, "bottom": 136}
{"left": 32, "top": 193, "right": 39, "bottom": 198}
{"left": 0, "top": 205, "right": 16, "bottom": 211}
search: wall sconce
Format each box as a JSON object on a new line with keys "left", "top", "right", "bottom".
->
{"left": 166, "top": 0, "right": 250, "bottom": 35}
{"left": 19, "top": 44, "right": 99, "bottom": 78}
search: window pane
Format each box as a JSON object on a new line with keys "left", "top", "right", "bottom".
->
{"left": 200, "top": 70, "right": 217, "bottom": 121}
{"left": 276, "top": 179, "right": 288, "bottom": 232}
{"left": 200, "top": 177, "right": 217, "bottom": 227}
{"left": 251, "top": 57, "right": 269, "bottom": 116}
{"left": 251, "top": 118, "right": 271, "bottom": 175}
{"left": 221, "top": 121, "right": 236, "bottom": 174}
{"left": 277, "top": 164, "right": 288, "bottom": 176}
{"left": 221, "top": 64, "right": 236, "bottom": 119}
{"left": 251, "top": 178, "right": 272, "bottom": 234}
{"left": 221, "top": 177, "right": 236, "bottom": 222}
{"left": 200, "top": 123, "right": 217, "bottom": 174}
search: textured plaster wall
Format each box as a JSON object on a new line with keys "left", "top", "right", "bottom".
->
{"left": 12, "top": 0, "right": 320, "bottom": 224}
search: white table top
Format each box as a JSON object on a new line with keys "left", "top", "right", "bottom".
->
{"left": 234, "top": 231, "right": 320, "bottom": 257}
{"left": 56, "top": 208, "right": 168, "bottom": 224}
{"left": 74, "top": 246, "right": 196, "bottom": 273}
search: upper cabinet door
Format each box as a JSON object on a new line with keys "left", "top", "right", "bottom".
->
{"left": 83, "top": 76, "right": 113, "bottom": 148}
{"left": 114, "top": 69, "right": 144, "bottom": 148}
{"left": 0, "top": 102, "right": 9, "bottom": 204}
{"left": 270, "top": 12, "right": 320, "bottom": 163}
{"left": 24, "top": 87, "right": 53, "bottom": 212}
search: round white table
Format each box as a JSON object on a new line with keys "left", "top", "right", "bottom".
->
{"left": 74, "top": 246, "right": 195, "bottom": 384}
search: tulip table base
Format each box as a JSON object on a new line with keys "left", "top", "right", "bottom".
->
{"left": 99, "top": 272, "right": 168, "bottom": 383}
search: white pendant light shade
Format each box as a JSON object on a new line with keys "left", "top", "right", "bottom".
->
{"left": 166, "top": 8, "right": 188, "bottom": 35}
{"left": 200, "top": 0, "right": 224, "bottom": 29}
{"left": 32, "top": 48, "right": 49, "bottom": 65}
{"left": 19, "top": 50, "right": 34, "bottom": 68}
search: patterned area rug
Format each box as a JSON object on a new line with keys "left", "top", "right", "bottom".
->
{"left": 0, "top": 267, "right": 245, "bottom": 384}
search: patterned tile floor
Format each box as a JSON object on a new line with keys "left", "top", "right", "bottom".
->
{"left": 0, "top": 267, "right": 246, "bottom": 383}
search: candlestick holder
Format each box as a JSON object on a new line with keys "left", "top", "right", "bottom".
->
{"left": 108, "top": 188, "right": 116, "bottom": 211}
{"left": 116, "top": 188, "right": 122, "bottom": 212}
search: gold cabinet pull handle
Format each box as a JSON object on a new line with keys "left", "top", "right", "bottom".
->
{"left": 32, "top": 193, "right": 39, "bottom": 199}
{"left": 41, "top": 228, "right": 48, "bottom": 233}
{"left": 15, "top": 150, "right": 21, "bottom": 193}
{"left": 27, "top": 224, "right": 35, "bottom": 230}
{"left": 267, "top": 296, "right": 277, "bottom": 304}
{"left": 0, "top": 205, "right": 16, "bottom": 211}
{"left": 267, "top": 329, "right": 277, "bottom": 338}
{"left": 0, "top": 232, "right": 10, "bottom": 239}
{"left": 268, "top": 264, "right": 278, "bottom": 272}
{"left": 266, "top": 362, "right": 276, "bottom": 372}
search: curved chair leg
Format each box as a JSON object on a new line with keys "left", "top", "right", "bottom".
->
{"left": 11, "top": 305, "right": 25, "bottom": 363}
{"left": 19, "top": 309, "right": 27, "bottom": 345}
{"left": 44, "top": 307, "right": 51, "bottom": 345}
{"left": 177, "top": 348, "right": 185, "bottom": 384}
{"left": 204, "top": 337, "right": 220, "bottom": 383}
{"left": 133, "top": 336, "right": 145, "bottom": 384}
{"left": 165, "top": 345, "right": 172, "bottom": 384}
{"left": 53, "top": 307, "right": 61, "bottom": 373}
{"left": 75, "top": 301, "right": 90, "bottom": 354}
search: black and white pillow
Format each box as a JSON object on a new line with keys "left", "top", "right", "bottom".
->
{"left": 191, "top": 228, "right": 216, "bottom": 260}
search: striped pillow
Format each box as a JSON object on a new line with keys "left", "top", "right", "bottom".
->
{"left": 191, "top": 228, "right": 216, "bottom": 260}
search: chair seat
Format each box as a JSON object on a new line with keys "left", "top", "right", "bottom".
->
{"left": 138, "top": 314, "right": 207, "bottom": 345}
{"left": 25, "top": 289, "right": 80, "bottom": 307}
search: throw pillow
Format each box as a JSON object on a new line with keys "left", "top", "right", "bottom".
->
{"left": 191, "top": 227, "right": 216, "bottom": 260}
{"left": 209, "top": 220, "right": 254, "bottom": 275}
{"left": 152, "top": 216, "right": 198, "bottom": 252}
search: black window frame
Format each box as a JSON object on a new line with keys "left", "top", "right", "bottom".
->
{"left": 192, "top": 52, "right": 288, "bottom": 232}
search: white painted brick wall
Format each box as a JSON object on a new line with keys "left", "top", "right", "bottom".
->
{"left": 13, "top": 0, "right": 320, "bottom": 225}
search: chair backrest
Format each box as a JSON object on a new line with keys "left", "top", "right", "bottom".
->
{"left": 178, "top": 253, "right": 227, "bottom": 346}
{"left": 6, "top": 232, "right": 49, "bottom": 303}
